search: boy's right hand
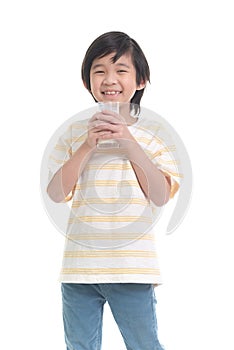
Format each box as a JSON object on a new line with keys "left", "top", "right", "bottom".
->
{"left": 85, "top": 111, "right": 119, "bottom": 149}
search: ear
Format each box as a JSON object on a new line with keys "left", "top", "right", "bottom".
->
{"left": 136, "top": 81, "right": 146, "bottom": 91}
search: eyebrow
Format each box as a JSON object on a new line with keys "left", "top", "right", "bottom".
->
{"left": 116, "top": 63, "right": 130, "bottom": 69}
{"left": 91, "top": 63, "right": 131, "bottom": 70}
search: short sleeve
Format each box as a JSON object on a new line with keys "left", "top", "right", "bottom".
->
{"left": 47, "top": 126, "right": 72, "bottom": 184}
{"left": 146, "top": 136, "right": 182, "bottom": 199}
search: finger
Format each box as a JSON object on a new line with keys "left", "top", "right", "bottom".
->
{"left": 99, "top": 123, "right": 121, "bottom": 132}
{"left": 89, "top": 111, "right": 115, "bottom": 122}
{"left": 88, "top": 122, "right": 113, "bottom": 132}
{"left": 101, "top": 131, "right": 122, "bottom": 140}
{"left": 98, "top": 111, "right": 126, "bottom": 124}
{"left": 89, "top": 112, "right": 103, "bottom": 123}
{"left": 90, "top": 124, "right": 120, "bottom": 135}
{"left": 98, "top": 130, "right": 113, "bottom": 137}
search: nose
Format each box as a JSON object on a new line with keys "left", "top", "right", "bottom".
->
{"left": 103, "top": 72, "right": 117, "bottom": 85}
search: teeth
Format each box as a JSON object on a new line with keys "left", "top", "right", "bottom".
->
{"left": 104, "top": 91, "right": 120, "bottom": 95}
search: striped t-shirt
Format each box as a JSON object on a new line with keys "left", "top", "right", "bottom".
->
{"left": 48, "top": 113, "right": 181, "bottom": 285}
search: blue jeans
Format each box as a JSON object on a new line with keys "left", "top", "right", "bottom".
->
{"left": 61, "top": 283, "right": 165, "bottom": 350}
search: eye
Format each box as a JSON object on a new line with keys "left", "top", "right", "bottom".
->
{"left": 117, "top": 70, "right": 128, "bottom": 73}
{"left": 94, "top": 70, "right": 105, "bottom": 74}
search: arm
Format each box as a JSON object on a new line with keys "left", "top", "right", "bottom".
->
{"left": 124, "top": 139, "right": 171, "bottom": 206}
{"left": 47, "top": 141, "right": 93, "bottom": 203}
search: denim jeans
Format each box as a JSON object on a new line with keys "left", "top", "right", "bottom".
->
{"left": 61, "top": 283, "right": 165, "bottom": 350}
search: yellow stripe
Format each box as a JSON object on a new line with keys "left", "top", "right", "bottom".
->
{"left": 170, "top": 182, "right": 180, "bottom": 198}
{"left": 64, "top": 136, "right": 87, "bottom": 145}
{"left": 67, "top": 233, "right": 154, "bottom": 241}
{"left": 64, "top": 250, "right": 157, "bottom": 258}
{"left": 135, "top": 125, "right": 161, "bottom": 134}
{"left": 75, "top": 180, "right": 139, "bottom": 190}
{"left": 151, "top": 145, "right": 176, "bottom": 158}
{"left": 163, "top": 170, "right": 183, "bottom": 178}
{"left": 68, "top": 216, "right": 152, "bottom": 224}
{"left": 72, "top": 124, "right": 87, "bottom": 130}
{"left": 71, "top": 135, "right": 87, "bottom": 143}
{"left": 135, "top": 135, "right": 163, "bottom": 145}
{"left": 157, "top": 159, "right": 180, "bottom": 165}
{"left": 71, "top": 198, "right": 149, "bottom": 208}
{"left": 49, "top": 155, "right": 66, "bottom": 165}
{"left": 86, "top": 163, "right": 132, "bottom": 171}
{"left": 152, "top": 135, "right": 163, "bottom": 144}
{"left": 54, "top": 144, "right": 69, "bottom": 152}
{"left": 61, "top": 268, "right": 160, "bottom": 275}
{"left": 135, "top": 137, "right": 152, "bottom": 145}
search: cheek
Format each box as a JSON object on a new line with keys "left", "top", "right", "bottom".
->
{"left": 90, "top": 78, "right": 99, "bottom": 95}
{"left": 92, "top": 74, "right": 103, "bottom": 84}
{"left": 122, "top": 75, "right": 137, "bottom": 88}
{"left": 124, "top": 79, "right": 139, "bottom": 94}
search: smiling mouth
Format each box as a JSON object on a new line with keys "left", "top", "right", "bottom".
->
{"left": 102, "top": 91, "right": 122, "bottom": 95}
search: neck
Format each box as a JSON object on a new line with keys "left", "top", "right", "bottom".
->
{"left": 119, "top": 103, "right": 138, "bottom": 125}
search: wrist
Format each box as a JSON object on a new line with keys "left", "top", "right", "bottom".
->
{"left": 82, "top": 139, "right": 96, "bottom": 153}
{"left": 123, "top": 137, "right": 140, "bottom": 158}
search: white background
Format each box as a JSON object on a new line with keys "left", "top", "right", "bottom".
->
{"left": 1, "top": 1, "right": 233, "bottom": 349}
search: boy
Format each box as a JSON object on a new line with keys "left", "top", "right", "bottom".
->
{"left": 47, "top": 31, "right": 180, "bottom": 350}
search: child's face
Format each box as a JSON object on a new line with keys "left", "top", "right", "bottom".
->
{"left": 89, "top": 53, "right": 145, "bottom": 103}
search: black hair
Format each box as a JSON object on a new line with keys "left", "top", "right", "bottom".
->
{"left": 81, "top": 31, "right": 150, "bottom": 110}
